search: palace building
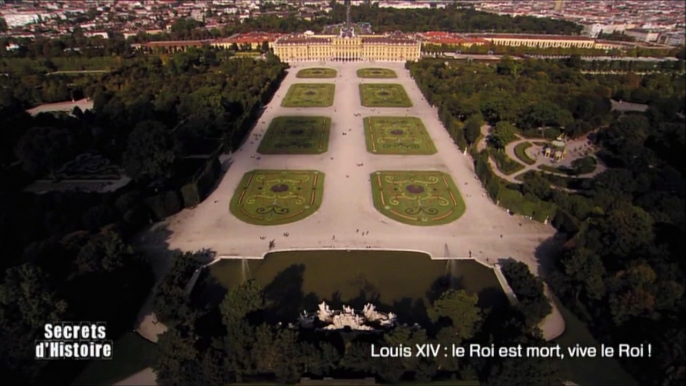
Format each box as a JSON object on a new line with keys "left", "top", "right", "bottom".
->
{"left": 273, "top": 32, "right": 421, "bottom": 62}
{"left": 476, "top": 34, "right": 596, "bottom": 49}
{"left": 272, "top": 0, "right": 420, "bottom": 63}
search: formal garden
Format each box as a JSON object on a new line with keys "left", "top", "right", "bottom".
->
{"left": 52, "top": 153, "right": 122, "bottom": 180}
{"left": 357, "top": 68, "right": 398, "bottom": 78}
{"left": 281, "top": 83, "right": 335, "bottom": 107}
{"left": 296, "top": 68, "right": 337, "bottom": 78}
{"left": 359, "top": 83, "right": 413, "bottom": 107}
{"left": 257, "top": 116, "right": 331, "bottom": 154}
{"left": 230, "top": 170, "right": 325, "bottom": 225}
{"left": 370, "top": 171, "right": 465, "bottom": 225}
{"left": 364, "top": 116, "right": 436, "bottom": 155}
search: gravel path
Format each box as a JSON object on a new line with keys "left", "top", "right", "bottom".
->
{"left": 25, "top": 98, "right": 93, "bottom": 116}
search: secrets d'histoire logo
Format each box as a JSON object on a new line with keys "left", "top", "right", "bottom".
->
{"left": 35, "top": 322, "right": 113, "bottom": 360}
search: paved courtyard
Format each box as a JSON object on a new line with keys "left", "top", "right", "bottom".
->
{"left": 150, "top": 62, "right": 556, "bottom": 271}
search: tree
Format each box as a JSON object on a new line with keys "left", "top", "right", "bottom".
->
{"left": 489, "top": 121, "right": 518, "bottom": 149}
{"left": 300, "top": 342, "right": 340, "bottom": 377}
{"left": 428, "top": 289, "right": 482, "bottom": 340}
{"left": 487, "top": 352, "right": 562, "bottom": 386}
{"left": 522, "top": 173, "right": 552, "bottom": 201}
{"left": 609, "top": 287, "right": 656, "bottom": 325}
{"left": 561, "top": 247, "right": 606, "bottom": 301}
{"left": 0, "top": 264, "right": 67, "bottom": 329}
{"left": 341, "top": 342, "right": 373, "bottom": 373}
{"left": 75, "top": 227, "right": 134, "bottom": 274}
{"left": 592, "top": 201, "right": 654, "bottom": 258}
{"left": 464, "top": 115, "right": 483, "bottom": 145}
{"left": 122, "top": 120, "right": 180, "bottom": 183}
{"left": 154, "top": 327, "right": 200, "bottom": 385}
{"left": 15, "top": 127, "right": 77, "bottom": 177}
{"left": 566, "top": 54, "right": 582, "bottom": 69}
{"left": 497, "top": 55, "right": 517, "bottom": 76}
{"left": 500, "top": 260, "right": 552, "bottom": 327}
{"left": 220, "top": 279, "right": 264, "bottom": 327}
{"left": 154, "top": 252, "right": 201, "bottom": 326}
{"left": 384, "top": 325, "right": 429, "bottom": 371}
{"left": 522, "top": 101, "right": 573, "bottom": 131}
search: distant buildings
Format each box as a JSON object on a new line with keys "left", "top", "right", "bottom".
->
{"left": 659, "top": 32, "right": 686, "bottom": 47}
{"left": 624, "top": 28, "right": 661, "bottom": 43}
{"left": 476, "top": 34, "right": 595, "bottom": 49}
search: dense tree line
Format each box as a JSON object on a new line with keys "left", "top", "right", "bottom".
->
{"left": 0, "top": 49, "right": 287, "bottom": 384}
{"left": 152, "top": 256, "right": 558, "bottom": 384}
{"left": 409, "top": 58, "right": 686, "bottom": 386}
{"left": 425, "top": 42, "right": 681, "bottom": 59}
{"left": 339, "top": 4, "right": 582, "bottom": 35}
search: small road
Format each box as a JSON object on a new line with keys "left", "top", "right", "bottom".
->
{"left": 47, "top": 70, "right": 110, "bottom": 76}
{"left": 610, "top": 99, "right": 648, "bottom": 113}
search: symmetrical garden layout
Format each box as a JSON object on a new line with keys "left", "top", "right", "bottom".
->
{"left": 230, "top": 170, "right": 324, "bottom": 225}
{"left": 257, "top": 116, "right": 331, "bottom": 154}
{"left": 296, "top": 68, "right": 337, "bottom": 78}
{"left": 281, "top": 83, "right": 335, "bottom": 107}
{"left": 357, "top": 68, "right": 398, "bottom": 78}
{"left": 364, "top": 116, "right": 436, "bottom": 155}
{"left": 359, "top": 84, "right": 412, "bottom": 107}
{"left": 371, "top": 171, "right": 465, "bottom": 226}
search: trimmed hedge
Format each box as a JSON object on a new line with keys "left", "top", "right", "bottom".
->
{"left": 473, "top": 149, "right": 556, "bottom": 223}
{"left": 501, "top": 259, "right": 552, "bottom": 328}
{"left": 489, "top": 148, "right": 525, "bottom": 175}
{"left": 514, "top": 142, "right": 536, "bottom": 165}
{"left": 153, "top": 252, "right": 202, "bottom": 325}
{"left": 145, "top": 190, "right": 183, "bottom": 221}
{"left": 181, "top": 157, "right": 221, "bottom": 208}
{"left": 438, "top": 103, "right": 468, "bottom": 151}
{"left": 552, "top": 208, "right": 580, "bottom": 234}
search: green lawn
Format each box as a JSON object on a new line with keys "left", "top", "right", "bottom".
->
{"left": 296, "top": 68, "right": 337, "bottom": 78}
{"left": 357, "top": 68, "right": 398, "bottom": 78}
{"left": 370, "top": 171, "right": 465, "bottom": 226}
{"left": 514, "top": 142, "right": 536, "bottom": 165}
{"left": 281, "top": 83, "right": 335, "bottom": 107}
{"left": 202, "top": 251, "right": 507, "bottom": 323}
{"left": 72, "top": 333, "right": 158, "bottom": 386}
{"left": 359, "top": 84, "right": 412, "bottom": 107}
{"left": 230, "top": 170, "right": 325, "bottom": 225}
{"left": 257, "top": 116, "right": 330, "bottom": 154}
{"left": 364, "top": 116, "right": 436, "bottom": 155}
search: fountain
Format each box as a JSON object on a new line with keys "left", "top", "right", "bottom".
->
{"left": 241, "top": 258, "right": 252, "bottom": 282}
{"left": 445, "top": 259, "right": 458, "bottom": 276}
{"left": 305, "top": 302, "right": 397, "bottom": 331}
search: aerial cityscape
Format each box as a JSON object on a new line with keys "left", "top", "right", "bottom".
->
{"left": 0, "top": 1, "right": 684, "bottom": 385}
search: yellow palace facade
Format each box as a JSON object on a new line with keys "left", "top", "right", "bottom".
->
{"left": 273, "top": 33, "right": 422, "bottom": 62}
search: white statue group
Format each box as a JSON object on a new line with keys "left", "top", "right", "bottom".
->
{"left": 298, "top": 301, "right": 397, "bottom": 330}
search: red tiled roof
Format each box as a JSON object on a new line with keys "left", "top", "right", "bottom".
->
{"left": 424, "top": 37, "right": 487, "bottom": 44}
{"left": 477, "top": 34, "right": 594, "bottom": 41}
{"left": 143, "top": 40, "right": 210, "bottom": 47}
